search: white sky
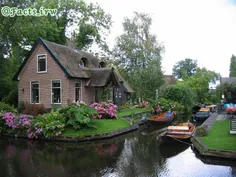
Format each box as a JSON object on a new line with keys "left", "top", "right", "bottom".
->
{"left": 86, "top": 0, "right": 236, "bottom": 77}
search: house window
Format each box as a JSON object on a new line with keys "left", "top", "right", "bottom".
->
{"left": 52, "top": 80, "right": 61, "bottom": 104}
{"left": 31, "top": 81, "right": 39, "bottom": 103}
{"left": 79, "top": 58, "right": 89, "bottom": 67}
{"left": 107, "top": 88, "right": 113, "bottom": 102}
{"left": 75, "top": 82, "right": 81, "bottom": 102}
{"left": 37, "top": 54, "right": 47, "bottom": 73}
{"left": 99, "top": 61, "right": 106, "bottom": 68}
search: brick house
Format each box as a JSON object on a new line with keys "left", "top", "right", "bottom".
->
{"left": 13, "top": 37, "right": 134, "bottom": 108}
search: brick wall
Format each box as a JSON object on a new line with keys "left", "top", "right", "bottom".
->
{"left": 68, "top": 79, "right": 95, "bottom": 105}
{"left": 82, "top": 80, "right": 95, "bottom": 105}
{"left": 18, "top": 44, "right": 69, "bottom": 108}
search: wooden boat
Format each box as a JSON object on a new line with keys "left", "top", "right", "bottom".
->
{"left": 199, "top": 107, "right": 210, "bottom": 112}
{"left": 205, "top": 105, "right": 217, "bottom": 111}
{"left": 226, "top": 106, "right": 236, "bottom": 113}
{"left": 148, "top": 112, "right": 175, "bottom": 124}
{"left": 159, "top": 122, "right": 195, "bottom": 142}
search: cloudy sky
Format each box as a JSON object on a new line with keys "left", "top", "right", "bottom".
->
{"left": 86, "top": 0, "right": 236, "bottom": 77}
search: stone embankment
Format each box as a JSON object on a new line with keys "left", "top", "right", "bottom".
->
{"left": 191, "top": 113, "right": 236, "bottom": 159}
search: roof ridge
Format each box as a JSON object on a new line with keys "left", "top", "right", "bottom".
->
{"left": 42, "top": 39, "right": 77, "bottom": 50}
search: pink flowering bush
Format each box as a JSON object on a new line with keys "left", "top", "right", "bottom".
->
{"left": 90, "top": 102, "right": 118, "bottom": 119}
{"left": 2, "top": 112, "right": 17, "bottom": 128}
{"left": 1, "top": 112, "right": 33, "bottom": 134}
{"left": 28, "top": 109, "right": 65, "bottom": 139}
{"left": 138, "top": 101, "right": 150, "bottom": 108}
{"left": 0, "top": 110, "right": 65, "bottom": 139}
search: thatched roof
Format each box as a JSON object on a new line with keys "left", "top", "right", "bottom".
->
{"left": 42, "top": 39, "right": 100, "bottom": 78}
{"left": 14, "top": 38, "right": 106, "bottom": 79}
{"left": 221, "top": 77, "right": 236, "bottom": 84}
{"left": 163, "top": 75, "right": 177, "bottom": 87}
{"left": 115, "top": 72, "right": 134, "bottom": 93}
{"left": 13, "top": 38, "right": 134, "bottom": 91}
{"left": 85, "top": 68, "right": 120, "bottom": 87}
{"left": 164, "top": 75, "right": 177, "bottom": 84}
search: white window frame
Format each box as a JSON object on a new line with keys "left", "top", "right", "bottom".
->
{"left": 51, "top": 79, "right": 62, "bottom": 104}
{"left": 30, "top": 80, "right": 40, "bottom": 104}
{"left": 75, "top": 81, "right": 82, "bottom": 102}
{"left": 37, "top": 54, "right": 47, "bottom": 73}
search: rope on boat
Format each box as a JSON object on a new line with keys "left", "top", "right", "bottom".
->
{"left": 167, "top": 136, "right": 192, "bottom": 146}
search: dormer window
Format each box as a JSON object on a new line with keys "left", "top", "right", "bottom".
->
{"left": 79, "top": 58, "right": 89, "bottom": 67}
{"left": 99, "top": 61, "right": 106, "bottom": 68}
{"left": 37, "top": 54, "right": 47, "bottom": 73}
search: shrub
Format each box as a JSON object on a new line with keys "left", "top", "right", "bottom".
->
{"left": 162, "top": 84, "right": 196, "bottom": 116}
{"left": 0, "top": 102, "right": 17, "bottom": 113}
{"left": 18, "top": 101, "right": 25, "bottom": 113}
{"left": 0, "top": 110, "right": 65, "bottom": 138}
{"left": 59, "top": 104, "right": 97, "bottom": 129}
{"left": 28, "top": 109, "right": 65, "bottom": 139}
{"left": 0, "top": 112, "right": 3, "bottom": 133}
{"left": 118, "top": 103, "right": 132, "bottom": 111}
{"left": 150, "top": 98, "right": 184, "bottom": 114}
{"left": 23, "top": 103, "right": 46, "bottom": 116}
{"left": 1, "top": 112, "right": 33, "bottom": 135}
{"left": 90, "top": 102, "right": 117, "bottom": 119}
{"left": 138, "top": 101, "right": 150, "bottom": 108}
{"left": 6, "top": 88, "right": 18, "bottom": 107}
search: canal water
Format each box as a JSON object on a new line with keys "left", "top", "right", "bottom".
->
{"left": 1, "top": 125, "right": 236, "bottom": 177}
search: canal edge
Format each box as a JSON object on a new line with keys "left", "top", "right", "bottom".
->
{"left": 191, "top": 112, "right": 236, "bottom": 159}
{"left": 1, "top": 123, "right": 140, "bottom": 143}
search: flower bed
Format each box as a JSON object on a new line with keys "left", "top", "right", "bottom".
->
{"left": 1, "top": 112, "right": 33, "bottom": 135}
{"left": 0, "top": 110, "right": 65, "bottom": 139}
{"left": 90, "top": 102, "right": 118, "bottom": 119}
{"left": 0, "top": 103, "right": 120, "bottom": 140}
{"left": 28, "top": 110, "right": 65, "bottom": 138}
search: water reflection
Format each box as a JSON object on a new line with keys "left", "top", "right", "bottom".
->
{"left": 159, "top": 142, "right": 189, "bottom": 158}
{"left": 0, "top": 128, "right": 236, "bottom": 177}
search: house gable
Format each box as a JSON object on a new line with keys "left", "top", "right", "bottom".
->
{"left": 17, "top": 40, "right": 70, "bottom": 108}
{"left": 13, "top": 37, "right": 70, "bottom": 81}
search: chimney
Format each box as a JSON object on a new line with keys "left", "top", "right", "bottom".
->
{"left": 67, "top": 40, "right": 76, "bottom": 49}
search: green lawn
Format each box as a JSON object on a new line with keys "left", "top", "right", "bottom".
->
{"left": 201, "top": 120, "right": 236, "bottom": 150}
{"left": 117, "top": 108, "right": 149, "bottom": 118}
{"left": 63, "top": 118, "right": 131, "bottom": 138}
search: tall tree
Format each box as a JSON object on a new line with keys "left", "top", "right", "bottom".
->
{"left": 182, "top": 68, "right": 219, "bottom": 103}
{"left": 75, "top": 1, "right": 112, "bottom": 52}
{"left": 172, "top": 58, "right": 197, "bottom": 79}
{"left": 113, "top": 12, "right": 164, "bottom": 101}
{"left": 162, "top": 83, "right": 196, "bottom": 120}
{"left": 229, "top": 54, "right": 236, "bottom": 77}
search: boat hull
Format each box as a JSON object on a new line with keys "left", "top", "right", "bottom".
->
{"left": 159, "top": 122, "right": 195, "bottom": 144}
{"left": 160, "top": 135, "right": 191, "bottom": 144}
{"left": 148, "top": 112, "right": 175, "bottom": 124}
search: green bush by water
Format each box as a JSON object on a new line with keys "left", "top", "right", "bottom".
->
{"left": 59, "top": 105, "right": 98, "bottom": 129}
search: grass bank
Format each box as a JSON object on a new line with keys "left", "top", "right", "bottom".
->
{"left": 117, "top": 108, "right": 149, "bottom": 118}
{"left": 201, "top": 120, "right": 236, "bottom": 151}
{"left": 63, "top": 118, "right": 131, "bottom": 138}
